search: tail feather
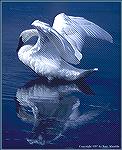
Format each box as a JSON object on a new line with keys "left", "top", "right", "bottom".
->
{"left": 80, "top": 68, "right": 98, "bottom": 78}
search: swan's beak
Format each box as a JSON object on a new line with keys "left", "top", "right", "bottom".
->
{"left": 16, "top": 36, "right": 24, "bottom": 52}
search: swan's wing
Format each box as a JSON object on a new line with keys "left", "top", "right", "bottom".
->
{"left": 31, "top": 20, "right": 80, "bottom": 65}
{"left": 53, "top": 13, "right": 85, "bottom": 61}
{"left": 69, "top": 15, "right": 113, "bottom": 43}
{"left": 53, "top": 13, "right": 113, "bottom": 60}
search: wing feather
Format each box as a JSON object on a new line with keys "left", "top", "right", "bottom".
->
{"left": 69, "top": 15, "right": 113, "bottom": 43}
{"left": 31, "top": 20, "right": 80, "bottom": 65}
{"left": 52, "top": 13, "right": 113, "bottom": 63}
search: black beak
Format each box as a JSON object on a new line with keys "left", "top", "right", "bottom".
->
{"left": 16, "top": 36, "right": 24, "bottom": 52}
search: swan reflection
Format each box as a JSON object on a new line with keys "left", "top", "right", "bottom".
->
{"left": 15, "top": 78, "right": 107, "bottom": 145}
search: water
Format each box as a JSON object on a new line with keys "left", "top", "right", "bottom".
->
{"left": 2, "top": 2, "right": 121, "bottom": 149}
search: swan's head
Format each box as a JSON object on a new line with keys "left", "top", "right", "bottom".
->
{"left": 16, "top": 29, "right": 39, "bottom": 53}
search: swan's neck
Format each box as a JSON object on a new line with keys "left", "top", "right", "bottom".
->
{"left": 18, "top": 45, "right": 33, "bottom": 65}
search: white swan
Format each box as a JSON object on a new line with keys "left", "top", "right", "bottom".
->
{"left": 17, "top": 13, "right": 113, "bottom": 81}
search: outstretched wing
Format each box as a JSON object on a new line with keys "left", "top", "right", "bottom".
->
{"left": 53, "top": 13, "right": 113, "bottom": 62}
{"left": 69, "top": 15, "right": 113, "bottom": 43}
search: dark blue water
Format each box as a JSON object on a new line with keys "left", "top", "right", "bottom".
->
{"left": 2, "top": 2, "right": 121, "bottom": 149}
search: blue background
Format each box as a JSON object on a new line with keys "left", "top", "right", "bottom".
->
{"left": 2, "top": 2, "right": 121, "bottom": 149}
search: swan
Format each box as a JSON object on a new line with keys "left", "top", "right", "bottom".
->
{"left": 17, "top": 13, "right": 113, "bottom": 81}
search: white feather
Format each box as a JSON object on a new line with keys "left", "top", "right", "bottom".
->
{"left": 53, "top": 13, "right": 113, "bottom": 62}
